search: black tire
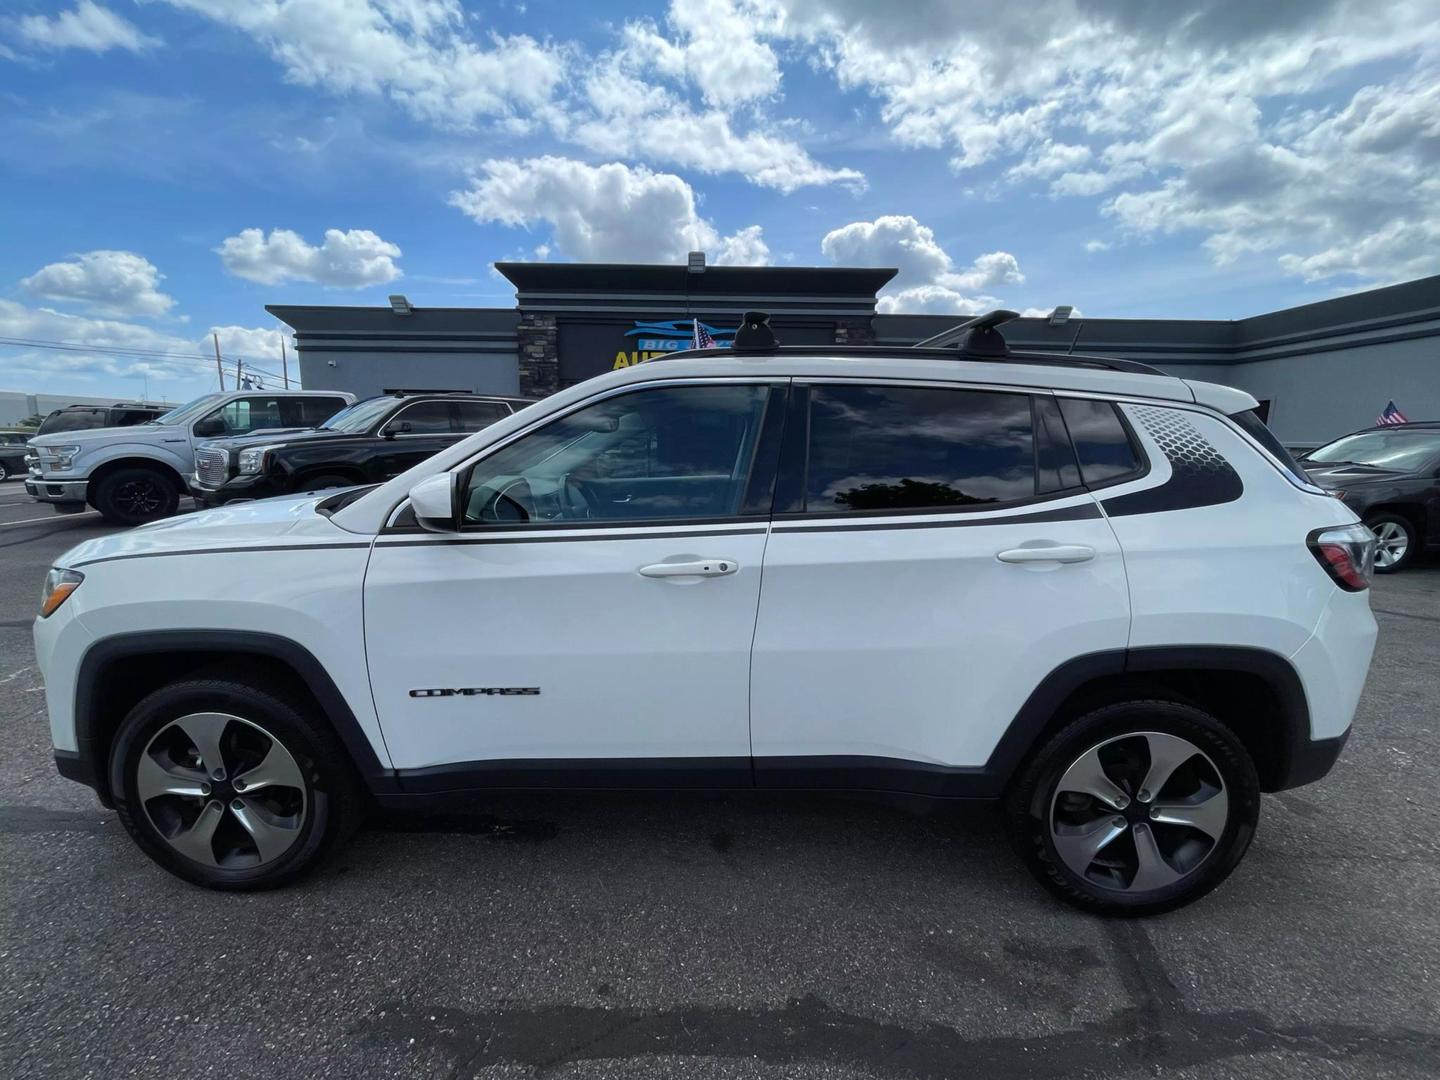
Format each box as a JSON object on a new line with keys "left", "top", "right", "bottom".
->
{"left": 1365, "top": 512, "right": 1418, "bottom": 574}
{"left": 0, "top": 461, "right": 9, "bottom": 482}
{"left": 93, "top": 466, "right": 180, "bottom": 525}
{"left": 1005, "top": 700, "right": 1261, "bottom": 916}
{"left": 298, "top": 474, "right": 357, "bottom": 493}
{"left": 110, "top": 677, "right": 364, "bottom": 890}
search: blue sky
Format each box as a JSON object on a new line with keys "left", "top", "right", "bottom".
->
{"left": 2, "top": 0, "right": 1438, "bottom": 404}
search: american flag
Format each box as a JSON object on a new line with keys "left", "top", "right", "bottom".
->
{"left": 1377, "top": 401, "right": 1409, "bottom": 426}
{"left": 692, "top": 319, "right": 717, "bottom": 349}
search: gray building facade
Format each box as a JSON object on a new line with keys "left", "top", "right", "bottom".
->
{"left": 269, "top": 264, "right": 1440, "bottom": 446}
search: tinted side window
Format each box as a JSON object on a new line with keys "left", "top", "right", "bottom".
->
{"left": 1057, "top": 398, "right": 1140, "bottom": 485}
{"left": 462, "top": 385, "right": 770, "bottom": 525}
{"left": 39, "top": 409, "right": 106, "bottom": 434}
{"left": 212, "top": 397, "right": 285, "bottom": 436}
{"left": 454, "top": 401, "right": 510, "bottom": 431}
{"left": 804, "top": 385, "right": 1036, "bottom": 512}
{"left": 391, "top": 401, "right": 453, "bottom": 434}
{"left": 110, "top": 409, "right": 155, "bottom": 426}
{"left": 289, "top": 397, "right": 349, "bottom": 427}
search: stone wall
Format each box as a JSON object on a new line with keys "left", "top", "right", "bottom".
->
{"left": 517, "top": 313, "right": 559, "bottom": 397}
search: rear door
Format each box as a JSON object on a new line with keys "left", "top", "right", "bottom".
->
{"left": 748, "top": 381, "right": 1129, "bottom": 794}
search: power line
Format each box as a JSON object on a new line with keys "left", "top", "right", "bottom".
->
{"left": 0, "top": 336, "right": 290, "bottom": 382}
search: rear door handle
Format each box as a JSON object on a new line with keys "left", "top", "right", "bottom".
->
{"left": 996, "top": 544, "right": 1096, "bottom": 564}
{"left": 638, "top": 558, "right": 738, "bottom": 578}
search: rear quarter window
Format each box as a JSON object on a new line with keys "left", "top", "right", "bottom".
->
{"left": 1057, "top": 398, "right": 1142, "bottom": 486}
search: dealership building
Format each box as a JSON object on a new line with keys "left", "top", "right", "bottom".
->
{"left": 269, "top": 261, "right": 1440, "bottom": 446}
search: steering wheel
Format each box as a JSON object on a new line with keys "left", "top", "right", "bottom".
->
{"left": 484, "top": 479, "right": 535, "bottom": 522}
{"left": 562, "top": 474, "right": 602, "bottom": 519}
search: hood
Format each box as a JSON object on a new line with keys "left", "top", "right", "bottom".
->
{"left": 201, "top": 427, "right": 364, "bottom": 453}
{"left": 55, "top": 494, "right": 360, "bottom": 569}
{"left": 1302, "top": 461, "right": 1410, "bottom": 488}
{"left": 30, "top": 423, "right": 176, "bottom": 448}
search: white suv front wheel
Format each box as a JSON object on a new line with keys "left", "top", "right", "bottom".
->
{"left": 110, "top": 676, "right": 364, "bottom": 889}
{"left": 1006, "top": 701, "right": 1261, "bottom": 916}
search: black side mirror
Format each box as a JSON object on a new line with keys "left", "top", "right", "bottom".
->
{"left": 193, "top": 417, "right": 225, "bottom": 437}
{"left": 382, "top": 420, "right": 413, "bottom": 439}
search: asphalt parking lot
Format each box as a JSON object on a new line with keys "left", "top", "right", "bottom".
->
{"left": 1, "top": 481, "right": 1438, "bottom": 1079}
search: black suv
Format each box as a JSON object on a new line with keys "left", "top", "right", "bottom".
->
{"left": 35, "top": 402, "right": 168, "bottom": 436}
{"left": 1302, "top": 421, "right": 1440, "bottom": 572}
{"left": 191, "top": 392, "right": 533, "bottom": 505}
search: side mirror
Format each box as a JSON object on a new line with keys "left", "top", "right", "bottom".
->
{"left": 382, "top": 420, "right": 413, "bottom": 439}
{"left": 194, "top": 417, "right": 225, "bottom": 438}
{"left": 409, "top": 472, "right": 460, "bottom": 532}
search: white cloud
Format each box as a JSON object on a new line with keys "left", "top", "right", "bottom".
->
{"left": 620, "top": 0, "right": 781, "bottom": 108}
{"left": 1084, "top": 240, "right": 1113, "bottom": 253}
{"left": 216, "top": 227, "right": 403, "bottom": 287}
{"left": 767, "top": 0, "right": 1440, "bottom": 286}
{"left": 573, "top": 70, "right": 864, "bottom": 193}
{"left": 21, "top": 250, "right": 176, "bottom": 318}
{"left": 820, "top": 214, "right": 1024, "bottom": 314}
{"left": 449, "top": 157, "right": 769, "bottom": 265}
{"left": 17, "top": 1, "right": 159, "bottom": 54}
{"left": 156, "top": 0, "right": 565, "bottom": 127}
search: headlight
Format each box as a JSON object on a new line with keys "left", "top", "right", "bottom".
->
{"left": 237, "top": 446, "right": 276, "bottom": 474}
{"left": 43, "top": 445, "right": 81, "bottom": 470}
{"left": 40, "top": 568, "right": 84, "bottom": 618}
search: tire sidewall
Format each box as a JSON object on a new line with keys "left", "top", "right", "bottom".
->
{"left": 111, "top": 682, "right": 338, "bottom": 890}
{"left": 95, "top": 467, "right": 180, "bottom": 526}
{"left": 1009, "top": 701, "right": 1261, "bottom": 916}
{"left": 1366, "top": 512, "right": 1416, "bottom": 573}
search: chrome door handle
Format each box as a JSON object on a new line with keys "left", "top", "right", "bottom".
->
{"left": 638, "top": 558, "right": 738, "bottom": 578}
{"left": 996, "top": 544, "right": 1096, "bottom": 564}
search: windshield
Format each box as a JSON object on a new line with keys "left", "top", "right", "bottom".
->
{"left": 319, "top": 396, "right": 397, "bottom": 433}
{"left": 145, "top": 393, "right": 227, "bottom": 427}
{"left": 1306, "top": 431, "right": 1440, "bottom": 471}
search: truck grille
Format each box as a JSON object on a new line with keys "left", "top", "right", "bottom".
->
{"left": 195, "top": 446, "right": 230, "bottom": 487}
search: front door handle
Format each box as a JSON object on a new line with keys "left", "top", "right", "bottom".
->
{"left": 638, "top": 558, "right": 738, "bottom": 578}
{"left": 996, "top": 544, "right": 1096, "bottom": 564}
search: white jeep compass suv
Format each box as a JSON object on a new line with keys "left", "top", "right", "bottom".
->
{"left": 34, "top": 312, "right": 1378, "bottom": 915}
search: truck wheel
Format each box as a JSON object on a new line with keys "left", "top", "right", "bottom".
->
{"left": 300, "top": 474, "right": 355, "bottom": 492}
{"left": 1365, "top": 512, "right": 1417, "bottom": 573}
{"left": 93, "top": 467, "right": 179, "bottom": 525}
{"left": 0, "top": 462, "right": 8, "bottom": 481}
{"left": 1005, "top": 700, "right": 1261, "bottom": 916}
{"left": 110, "top": 677, "right": 364, "bottom": 890}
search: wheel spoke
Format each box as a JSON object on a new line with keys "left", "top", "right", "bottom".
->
{"left": 234, "top": 741, "right": 305, "bottom": 795}
{"left": 1130, "top": 823, "right": 1182, "bottom": 890}
{"left": 1151, "top": 789, "right": 1228, "bottom": 841}
{"left": 169, "top": 800, "right": 224, "bottom": 866}
{"left": 1052, "top": 816, "right": 1128, "bottom": 877}
{"left": 1056, "top": 746, "right": 1131, "bottom": 810}
{"left": 1139, "top": 732, "right": 1199, "bottom": 801}
{"left": 135, "top": 752, "right": 208, "bottom": 802}
{"left": 176, "top": 713, "right": 231, "bottom": 778}
{"left": 229, "top": 800, "right": 300, "bottom": 862}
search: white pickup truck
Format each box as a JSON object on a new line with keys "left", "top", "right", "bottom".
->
{"left": 25, "top": 389, "right": 353, "bottom": 525}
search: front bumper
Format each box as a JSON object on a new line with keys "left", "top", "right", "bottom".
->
{"left": 190, "top": 473, "right": 281, "bottom": 505}
{"left": 24, "top": 477, "right": 89, "bottom": 505}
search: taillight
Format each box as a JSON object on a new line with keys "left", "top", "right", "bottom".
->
{"left": 1307, "top": 524, "right": 1377, "bottom": 591}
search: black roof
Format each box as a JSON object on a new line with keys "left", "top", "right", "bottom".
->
{"left": 493, "top": 262, "right": 897, "bottom": 298}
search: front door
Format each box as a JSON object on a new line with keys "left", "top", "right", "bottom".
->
{"left": 364, "top": 380, "right": 785, "bottom": 787}
{"left": 749, "top": 382, "right": 1130, "bottom": 793}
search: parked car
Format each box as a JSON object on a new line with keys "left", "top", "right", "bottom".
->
{"left": 36, "top": 402, "right": 169, "bottom": 437}
{"left": 25, "top": 390, "right": 354, "bottom": 525}
{"left": 36, "top": 312, "right": 1377, "bottom": 915}
{"left": 0, "top": 430, "right": 31, "bottom": 481}
{"left": 1301, "top": 421, "right": 1440, "bottom": 572}
{"left": 190, "top": 392, "right": 533, "bottom": 506}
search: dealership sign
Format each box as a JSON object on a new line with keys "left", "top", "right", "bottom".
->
{"left": 612, "top": 319, "right": 735, "bottom": 369}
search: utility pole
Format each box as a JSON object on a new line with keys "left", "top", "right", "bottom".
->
{"left": 280, "top": 333, "right": 290, "bottom": 388}
{"left": 213, "top": 333, "right": 225, "bottom": 391}
{"left": 234, "top": 351, "right": 243, "bottom": 391}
